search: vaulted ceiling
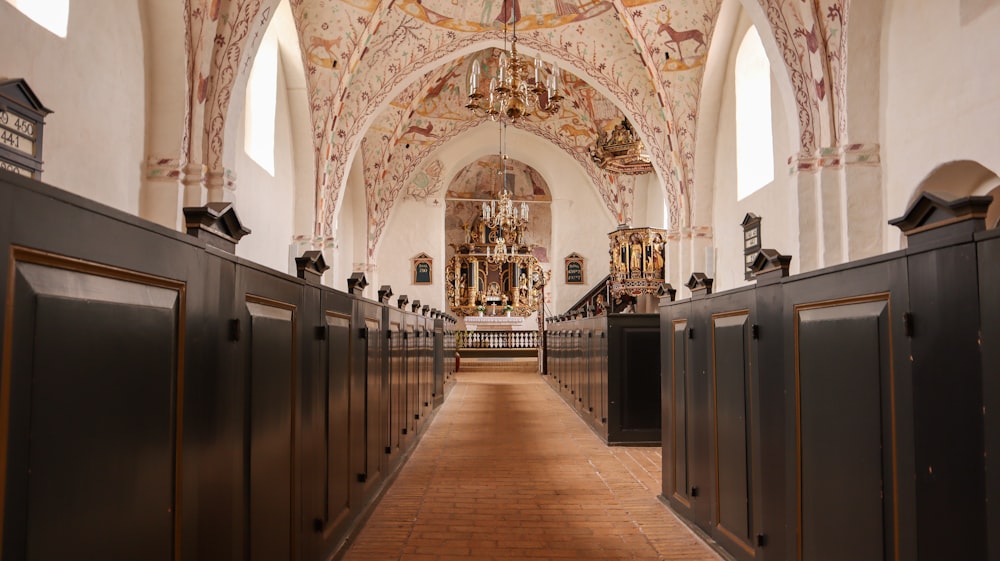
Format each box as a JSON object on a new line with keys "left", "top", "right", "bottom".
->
{"left": 288, "top": 0, "right": 721, "bottom": 244}
{"left": 183, "top": 0, "right": 848, "bottom": 259}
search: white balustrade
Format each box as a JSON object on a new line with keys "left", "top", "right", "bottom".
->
{"left": 455, "top": 330, "right": 538, "bottom": 350}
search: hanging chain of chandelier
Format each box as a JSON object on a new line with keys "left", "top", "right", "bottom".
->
{"left": 483, "top": 121, "right": 528, "bottom": 265}
{"left": 465, "top": 2, "right": 563, "bottom": 122}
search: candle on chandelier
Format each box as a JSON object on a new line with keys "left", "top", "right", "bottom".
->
{"left": 469, "top": 62, "right": 480, "bottom": 93}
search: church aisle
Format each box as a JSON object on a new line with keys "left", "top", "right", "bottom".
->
{"left": 339, "top": 370, "right": 723, "bottom": 561}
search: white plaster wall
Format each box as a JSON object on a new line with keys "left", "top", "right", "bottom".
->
{"left": 882, "top": 0, "right": 1000, "bottom": 248}
{"left": 138, "top": 0, "right": 187, "bottom": 229}
{"left": 0, "top": 1, "right": 145, "bottom": 213}
{"left": 377, "top": 198, "right": 446, "bottom": 310}
{"left": 332, "top": 168, "right": 359, "bottom": 292}
{"left": 549, "top": 178, "right": 614, "bottom": 314}
{"left": 272, "top": 0, "right": 316, "bottom": 242}
{"left": 233, "top": 59, "right": 296, "bottom": 274}
{"left": 329, "top": 149, "right": 369, "bottom": 295}
{"left": 710, "top": 13, "right": 796, "bottom": 293}
{"left": 636, "top": 173, "right": 667, "bottom": 229}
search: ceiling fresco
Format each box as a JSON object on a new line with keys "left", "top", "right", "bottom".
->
{"left": 286, "top": 0, "right": 691, "bottom": 249}
{"left": 173, "top": 0, "right": 842, "bottom": 257}
{"left": 184, "top": 0, "right": 849, "bottom": 258}
{"left": 358, "top": 45, "right": 647, "bottom": 258}
{"left": 396, "top": 0, "right": 619, "bottom": 31}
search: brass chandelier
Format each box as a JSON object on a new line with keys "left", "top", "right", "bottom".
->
{"left": 484, "top": 184, "right": 528, "bottom": 264}
{"left": 590, "top": 117, "right": 654, "bottom": 175}
{"left": 465, "top": 0, "right": 563, "bottom": 122}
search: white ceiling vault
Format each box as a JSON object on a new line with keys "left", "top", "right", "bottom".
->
{"left": 183, "top": 0, "right": 848, "bottom": 255}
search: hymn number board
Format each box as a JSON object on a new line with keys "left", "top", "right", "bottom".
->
{"left": 0, "top": 79, "right": 52, "bottom": 180}
{"left": 741, "top": 213, "right": 762, "bottom": 280}
{"left": 564, "top": 253, "right": 585, "bottom": 284}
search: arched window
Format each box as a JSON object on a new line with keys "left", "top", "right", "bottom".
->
{"left": 735, "top": 26, "right": 773, "bottom": 200}
{"left": 6, "top": 0, "right": 69, "bottom": 38}
{"left": 244, "top": 24, "right": 279, "bottom": 175}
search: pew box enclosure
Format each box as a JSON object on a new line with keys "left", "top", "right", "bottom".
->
{"left": 546, "top": 313, "right": 661, "bottom": 445}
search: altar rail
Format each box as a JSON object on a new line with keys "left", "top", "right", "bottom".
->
{"left": 456, "top": 329, "right": 538, "bottom": 350}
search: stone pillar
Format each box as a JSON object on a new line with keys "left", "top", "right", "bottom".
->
{"left": 181, "top": 161, "right": 206, "bottom": 208}
{"left": 140, "top": 156, "right": 184, "bottom": 230}
{"left": 138, "top": 0, "right": 187, "bottom": 230}
{"left": 842, "top": 144, "right": 883, "bottom": 261}
{"left": 205, "top": 167, "right": 236, "bottom": 203}
{"left": 665, "top": 229, "right": 682, "bottom": 289}
{"left": 665, "top": 227, "right": 713, "bottom": 292}
{"left": 792, "top": 153, "right": 821, "bottom": 271}
{"left": 818, "top": 148, "right": 846, "bottom": 267}
{"left": 676, "top": 228, "right": 692, "bottom": 291}
{"left": 688, "top": 225, "right": 714, "bottom": 289}
{"left": 803, "top": 144, "right": 885, "bottom": 270}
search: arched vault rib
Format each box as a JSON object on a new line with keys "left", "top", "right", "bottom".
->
{"left": 610, "top": 1, "right": 677, "bottom": 146}
{"left": 202, "top": 0, "right": 279, "bottom": 172}
{"left": 512, "top": 33, "right": 680, "bottom": 225}
{"left": 313, "top": 0, "right": 393, "bottom": 238}
{"left": 757, "top": 0, "right": 820, "bottom": 155}
{"left": 363, "top": 66, "right": 455, "bottom": 260}
{"left": 184, "top": 0, "right": 279, "bottom": 177}
{"left": 610, "top": 0, "right": 694, "bottom": 229}
{"left": 320, "top": 28, "right": 502, "bottom": 238}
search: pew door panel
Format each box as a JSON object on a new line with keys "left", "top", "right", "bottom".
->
{"left": 2, "top": 250, "right": 182, "bottom": 561}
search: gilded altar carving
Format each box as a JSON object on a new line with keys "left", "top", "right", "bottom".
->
{"left": 446, "top": 215, "right": 545, "bottom": 317}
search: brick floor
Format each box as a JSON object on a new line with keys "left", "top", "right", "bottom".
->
{"left": 339, "top": 370, "right": 724, "bottom": 561}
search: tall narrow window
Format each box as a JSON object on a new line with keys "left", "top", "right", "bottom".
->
{"left": 735, "top": 26, "right": 773, "bottom": 200}
{"left": 244, "top": 24, "right": 279, "bottom": 175}
{"left": 6, "top": 0, "right": 69, "bottom": 38}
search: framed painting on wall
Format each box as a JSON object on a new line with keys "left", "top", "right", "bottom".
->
{"left": 564, "top": 253, "right": 585, "bottom": 284}
{"left": 412, "top": 252, "right": 433, "bottom": 284}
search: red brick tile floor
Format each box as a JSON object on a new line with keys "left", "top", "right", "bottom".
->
{"left": 339, "top": 370, "right": 724, "bottom": 561}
